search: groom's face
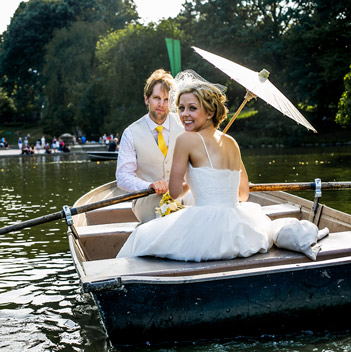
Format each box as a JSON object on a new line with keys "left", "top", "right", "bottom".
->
{"left": 145, "top": 83, "right": 169, "bottom": 124}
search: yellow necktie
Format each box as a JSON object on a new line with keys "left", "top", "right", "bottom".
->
{"left": 155, "top": 126, "right": 167, "bottom": 157}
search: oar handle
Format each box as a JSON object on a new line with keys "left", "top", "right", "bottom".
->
{"left": 0, "top": 188, "right": 155, "bottom": 236}
{"left": 71, "top": 188, "right": 155, "bottom": 215}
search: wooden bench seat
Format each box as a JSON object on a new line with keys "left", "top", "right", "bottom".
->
{"left": 262, "top": 203, "right": 301, "bottom": 219}
{"left": 77, "top": 221, "right": 138, "bottom": 236}
{"left": 86, "top": 202, "right": 137, "bottom": 225}
{"left": 82, "top": 231, "right": 351, "bottom": 280}
{"left": 76, "top": 222, "right": 138, "bottom": 260}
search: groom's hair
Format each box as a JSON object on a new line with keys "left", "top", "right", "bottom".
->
{"left": 144, "top": 69, "right": 174, "bottom": 98}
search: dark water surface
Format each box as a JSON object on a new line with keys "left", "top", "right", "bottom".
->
{"left": 0, "top": 146, "right": 350, "bottom": 351}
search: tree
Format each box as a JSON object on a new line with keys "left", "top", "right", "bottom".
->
{"left": 0, "top": 0, "right": 138, "bottom": 124}
{"left": 0, "top": 0, "right": 75, "bottom": 123}
{"left": 41, "top": 1, "right": 138, "bottom": 137}
{"left": 0, "top": 87, "right": 17, "bottom": 123}
{"left": 95, "top": 21, "right": 186, "bottom": 135}
{"left": 42, "top": 21, "right": 104, "bottom": 136}
{"left": 283, "top": 0, "right": 351, "bottom": 129}
{"left": 176, "top": 0, "right": 311, "bottom": 139}
{"left": 176, "top": 0, "right": 351, "bottom": 136}
{"left": 336, "top": 67, "right": 351, "bottom": 128}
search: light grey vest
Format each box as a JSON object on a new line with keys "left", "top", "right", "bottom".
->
{"left": 130, "top": 114, "right": 184, "bottom": 182}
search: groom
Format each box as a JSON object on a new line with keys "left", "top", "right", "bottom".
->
{"left": 116, "top": 69, "right": 184, "bottom": 223}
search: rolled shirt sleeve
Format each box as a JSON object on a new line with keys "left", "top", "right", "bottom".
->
{"left": 116, "top": 128, "right": 152, "bottom": 192}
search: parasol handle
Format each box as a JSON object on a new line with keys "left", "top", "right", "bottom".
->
{"left": 223, "top": 90, "right": 257, "bottom": 134}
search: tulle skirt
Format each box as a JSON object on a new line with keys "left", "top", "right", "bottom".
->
{"left": 117, "top": 202, "right": 273, "bottom": 262}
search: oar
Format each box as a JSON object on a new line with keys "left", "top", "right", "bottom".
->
{"left": 0, "top": 181, "right": 350, "bottom": 236}
{"left": 0, "top": 189, "right": 155, "bottom": 236}
{"left": 249, "top": 181, "right": 351, "bottom": 192}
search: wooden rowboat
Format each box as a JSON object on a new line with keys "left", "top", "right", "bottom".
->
{"left": 68, "top": 181, "right": 351, "bottom": 346}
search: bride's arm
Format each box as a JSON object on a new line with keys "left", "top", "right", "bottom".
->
{"left": 169, "top": 133, "right": 190, "bottom": 199}
{"left": 238, "top": 160, "right": 249, "bottom": 202}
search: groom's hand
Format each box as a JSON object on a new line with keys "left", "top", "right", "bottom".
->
{"left": 150, "top": 180, "right": 168, "bottom": 194}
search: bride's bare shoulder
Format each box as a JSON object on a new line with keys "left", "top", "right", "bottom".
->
{"left": 176, "top": 131, "right": 201, "bottom": 145}
{"left": 219, "top": 132, "right": 240, "bottom": 151}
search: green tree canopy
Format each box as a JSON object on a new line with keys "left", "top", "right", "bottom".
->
{"left": 283, "top": 0, "right": 351, "bottom": 129}
{"left": 336, "top": 66, "right": 351, "bottom": 128}
{"left": 1, "top": 0, "right": 350, "bottom": 143}
{"left": 95, "top": 21, "right": 186, "bottom": 136}
{"left": 0, "top": 0, "right": 76, "bottom": 122}
{"left": 0, "top": 0, "right": 138, "bottom": 124}
{"left": 0, "top": 87, "right": 16, "bottom": 123}
{"left": 42, "top": 21, "right": 106, "bottom": 136}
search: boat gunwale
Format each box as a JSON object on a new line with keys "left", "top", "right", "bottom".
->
{"left": 79, "top": 252, "right": 351, "bottom": 292}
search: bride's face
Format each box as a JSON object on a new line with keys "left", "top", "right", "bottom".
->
{"left": 178, "top": 93, "right": 213, "bottom": 132}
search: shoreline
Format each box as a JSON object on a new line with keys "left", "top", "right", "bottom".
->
{"left": 0, "top": 143, "right": 107, "bottom": 158}
{"left": 1, "top": 140, "right": 350, "bottom": 158}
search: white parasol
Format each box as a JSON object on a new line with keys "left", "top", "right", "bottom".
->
{"left": 192, "top": 46, "right": 317, "bottom": 133}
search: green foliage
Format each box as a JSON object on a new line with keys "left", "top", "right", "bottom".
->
{"left": 283, "top": 0, "right": 351, "bottom": 129}
{"left": 0, "top": 0, "right": 350, "bottom": 142}
{"left": 0, "top": 0, "right": 138, "bottom": 126}
{"left": 42, "top": 21, "right": 106, "bottom": 136}
{"left": 95, "top": 21, "right": 186, "bottom": 135}
{"left": 0, "top": 87, "right": 16, "bottom": 123}
{"left": 0, "top": 0, "right": 75, "bottom": 122}
{"left": 336, "top": 68, "right": 351, "bottom": 127}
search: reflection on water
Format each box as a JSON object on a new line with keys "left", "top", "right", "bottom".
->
{"left": 0, "top": 147, "right": 350, "bottom": 351}
{"left": 242, "top": 146, "right": 351, "bottom": 213}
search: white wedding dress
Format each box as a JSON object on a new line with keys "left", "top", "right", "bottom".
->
{"left": 117, "top": 134, "right": 273, "bottom": 262}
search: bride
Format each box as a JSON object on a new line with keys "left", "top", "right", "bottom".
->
{"left": 117, "top": 71, "right": 273, "bottom": 262}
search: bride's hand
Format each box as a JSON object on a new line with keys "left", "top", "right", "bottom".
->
{"left": 150, "top": 180, "right": 169, "bottom": 194}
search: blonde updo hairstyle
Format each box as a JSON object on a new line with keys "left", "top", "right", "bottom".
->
{"left": 175, "top": 81, "right": 228, "bottom": 128}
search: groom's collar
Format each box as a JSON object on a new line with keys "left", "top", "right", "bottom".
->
{"left": 145, "top": 114, "right": 170, "bottom": 132}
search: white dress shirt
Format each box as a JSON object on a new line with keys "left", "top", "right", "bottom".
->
{"left": 116, "top": 114, "right": 170, "bottom": 192}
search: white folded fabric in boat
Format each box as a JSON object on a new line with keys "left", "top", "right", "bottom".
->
{"left": 270, "top": 218, "right": 329, "bottom": 260}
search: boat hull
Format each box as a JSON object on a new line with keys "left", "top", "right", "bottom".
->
{"left": 87, "top": 259, "right": 351, "bottom": 345}
{"left": 87, "top": 151, "right": 118, "bottom": 161}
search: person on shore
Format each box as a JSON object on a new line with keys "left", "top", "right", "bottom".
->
{"left": 35, "top": 140, "right": 41, "bottom": 151}
{"left": 18, "top": 137, "right": 22, "bottom": 150}
{"left": 108, "top": 138, "right": 118, "bottom": 152}
{"left": 44, "top": 143, "right": 51, "bottom": 154}
{"left": 117, "top": 70, "right": 273, "bottom": 261}
{"left": 41, "top": 136, "right": 45, "bottom": 149}
{"left": 0, "top": 137, "right": 9, "bottom": 149}
{"left": 116, "top": 69, "right": 187, "bottom": 223}
{"left": 21, "top": 144, "right": 34, "bottom": 155}
{"left": 21, "top": 145, "right": 29, "bottom": 155}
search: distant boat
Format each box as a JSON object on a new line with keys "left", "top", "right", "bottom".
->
{"left": 87, "top": 151, "right": 118, "bottom": 161}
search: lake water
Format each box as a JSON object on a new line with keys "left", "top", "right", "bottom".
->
{"left": 0, "top": 146, "right": 350, "bottom": 351}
